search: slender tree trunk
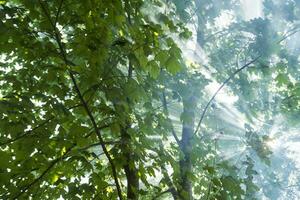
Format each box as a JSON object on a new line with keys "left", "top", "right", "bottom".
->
{"left": 120, "top": 61, "right": 139, "bottom": 199}
{"left": 179, "top": 96, "right": 196, "bottom": 200}
{"left": 121, "top": 128, "right": 139, "bottom": 199}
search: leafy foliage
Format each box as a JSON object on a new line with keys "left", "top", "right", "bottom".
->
{"left": 1, "top": 0, "right": 300, "bottom": 199}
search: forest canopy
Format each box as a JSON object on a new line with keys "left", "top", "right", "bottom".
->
{"left": 1, "top": 0, "right": 300, "bottom": 199}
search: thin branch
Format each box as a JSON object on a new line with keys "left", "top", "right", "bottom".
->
{"left": 277, "top": 29, "right": 300, "bottom": 44}
{"left": 37, "top": 1, "right": 123, "bottom": 199}
{"left": 0, "top": 104, "right": 82, "bottom": 146}
{"left": 162, "top": 91, "right": 181, "bottom": 146}
{"left": 78, "top": 140, "right": 122, "bottom": 151}
{"left": 54, "top": 0, "right": 64, "bottom": 26}
{"left": 152, "top": 188, "right": 173, "bottom": 200}
{"left": 284, "top": 184, "right": 300, "bottom": 188}
{"left": 83, "top": 123, "right": 110, "bottom": 138}
{"left": 75, "top": 152, "right": 105, "bottom": 176}
{"left": 204, "top": 29, "right": 229, "bottom": 44}
{"left": 81, "top": 75, "right": 133, "bottom": 97}
{"left": 12, "top": 145, "right": 75, "bottom": 199}
{"left": 194, "top": 55, "right": 261, "bottom": 136}
{"left": 281, "top": 94, "right": 296, "bottom": 103}
{"left": 0, "top": 117, "right": 54, "bottom": 146}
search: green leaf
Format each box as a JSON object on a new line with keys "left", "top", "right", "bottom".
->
{"left": 155, "top": 50, "right": 169, "bottom": 65}
{"left": 166, "top": 57, "right": 182, "bottom": 74}
{"left": 110, "top": 123, "right": 120, "bottom": 135}
{"left": 275, "top": 73, "right": 289, "bottom": 86}
{"left": 147, "top": 60, "right": 160, "bottom": 78}
{"left": 134, "top": 48, "right": 148, "bottom": 69}
{"left": 51, "top": 174, "right": 60, "bottom": 184}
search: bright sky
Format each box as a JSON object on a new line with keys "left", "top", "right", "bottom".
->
{"left": 240, "top": 0, "right": 263, "bottom": 20}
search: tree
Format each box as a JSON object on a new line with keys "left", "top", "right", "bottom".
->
{"left": 1, "top": 0, "right": 300, "bottom": 200}
{"left": 0, "top": 0, "right": 187, "bottom": 199}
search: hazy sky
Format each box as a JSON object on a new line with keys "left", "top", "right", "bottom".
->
{"left": 241, "top": 0, "right": 263, "bottom": 20}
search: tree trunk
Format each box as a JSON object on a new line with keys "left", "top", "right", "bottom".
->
{"left": 179, "top": 96, "right": 196, "bottom": 200}
{"left": 121, "top": 128, "right": 139, "bottom": 200}
{"left": 120, "top": 58, "right": 139, "bottom": 199}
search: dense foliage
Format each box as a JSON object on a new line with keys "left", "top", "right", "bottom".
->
{"left": 1, "top": 0, "right": 300, "bottom": 199}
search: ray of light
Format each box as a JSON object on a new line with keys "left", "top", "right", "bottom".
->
{"left": 218, "top": 134, "right": 244, "bottom": 141}
{"left": 219, "top": 146, "right": 246, "bottom": 161}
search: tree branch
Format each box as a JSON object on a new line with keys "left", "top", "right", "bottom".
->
{"left": 37, "top": 1, "right": 123, "bottom": 199}
{"left": 152, "top": 188, "right": 174, "bottom": 200}
{"left": 54, "top": 0, "right": 64, "bottom": 26}
{"left": 78, "top": 140, "right": 122, "bottom": 151}
{"left": 12, "top": 145, "right": 75, "bottom": 199}
{"left": 0, "top": 117, "right": 54, "bottom": 147}
{"left": 83, "top": 123, "right": 110, "bottom": 138}
{"left": 194, "top": 55, "right": 261, "bottom": 136}
{"left": 0, "top": 104, "right": 81, "bottom": 146}
{"left": 162, "top": 91, "right": 181, "bottom": 146}
{"left": 277, "top": 28, "right": 300, "bottom": 44}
